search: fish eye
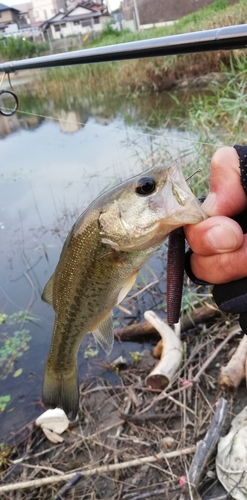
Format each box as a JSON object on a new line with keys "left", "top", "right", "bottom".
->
{"left": 135, "top": 177, "right": 156, "bottom": 196}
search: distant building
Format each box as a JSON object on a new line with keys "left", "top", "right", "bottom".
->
{"left": 0, "top": 3, "right": 20, "bottom": 32}
{"left": 12, "top": 2, "right": 33, "bottom": 28}
{"left": 16, "top": 0, "right": 67, "bottom": 25}
{"left": 29, "top": 0, "right": 105, "bottom": 24}
{"left": 66, "top": 0, "right": 105, "bottom": 11}
{"left": 42, "top": 2, "right": 110, "bottom": 39}
{"left": 121, "top": 0, "right": 239, "bottom": 30}
{"left": 111, "top": 11, "right": 123, "bottom": 30}
{"left": 2, "top": 1, "right": 44, "bottom": 37}
{"left": 31, "top": 0, "right": 61, "bottom": 24}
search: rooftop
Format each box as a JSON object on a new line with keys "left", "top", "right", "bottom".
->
{"left": 0, "top": 2, "right": 20, "bottom": 12}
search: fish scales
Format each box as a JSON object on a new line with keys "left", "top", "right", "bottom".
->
{"left": 42, "top": 164, "right": 207, "bottom": 419}
{"left": 51, "top": 225, "right": 149, "bottom": 365}
{"left": 43, "top": 215, "right": 156, "bottom": 415}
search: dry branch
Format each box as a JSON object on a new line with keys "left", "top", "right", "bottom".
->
{"left": 0, "top": 446, "right": 196, "bottom": 493}
{"left": 192, "top": 326, "right": 241, "bottom": 384}
{"left": 218, "top": 334, "right": 247, "bottom": 390}
{"left": 114, "top": 304, "right": 220, "bottom": 341}
{"left": 180, "top": 398, "right": 228, "bottom": 500}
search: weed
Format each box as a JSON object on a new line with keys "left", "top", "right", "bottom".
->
{"left": 0, "top": 443, "right": 12, "bottom": 468}
{"left": 0, "top": 396, "right": 11, "bottom": 413}
{"left": 0, "top": 310, "right": 37, "bottom": 325}
{"left": 0, "top": 37, "right": 48, "bottom": 60}
{"left": 183, "top": 54, "right": 247, "bottom": 143}
{"left": 0, "top": 311, "right": 34, "bottom": 379}
{"left": 0, "top": 329, "right": 31, "bottom": 380}
{"left": 129, "top": 351, "right": 142, "bottom": 362}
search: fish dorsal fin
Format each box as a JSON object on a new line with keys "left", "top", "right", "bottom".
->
{"left": 117, "top": 272, "right": 138, "bottom": 305}
{"left": 42, "top": 274, "right": 55, "bottom": 306}
{"left": 92, "top": 314, "right": 114, "bottom": 355}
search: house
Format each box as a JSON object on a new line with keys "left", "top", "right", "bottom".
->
{"left": 12, "top": 0, "right": 66, "bottom": 26}
{"left": 65, "top": 0, "right": 104, "bottom": 11}
{"left": 42, "top": 2, "right": 110, "bottom": 39}
{"left": 3, "top": 1, "right": 44, "bottom": 37}
{"left": 30, "top": 0, "right": 104, "bottom": 24}
{"left": 12, "top": 2, "right": 33, "bottom": 28}
{"left": 121, "top": 0, "right": 240, "bottom": 31}
{"left": 0, "top": 3, "right": 20, "bottom": 32}
{"left": 31, "top": 0, "right": 63, "bottom": 24}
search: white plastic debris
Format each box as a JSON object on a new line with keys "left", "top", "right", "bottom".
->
{"left": 216, "top": 405, "right": 247, "bottom": 500}
{"left": 144, "top": 310, "right": 182, "bottom": 390}
{"left": 36, "top": 408, "right": 70, "bottom": 443}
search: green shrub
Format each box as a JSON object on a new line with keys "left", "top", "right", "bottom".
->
{"left": 0, "top": 36, "right": 48, "bottom": 61}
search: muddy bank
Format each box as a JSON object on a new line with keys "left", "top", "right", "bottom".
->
{"left": 0, "top": 311, "right": 245, "bottom": 500}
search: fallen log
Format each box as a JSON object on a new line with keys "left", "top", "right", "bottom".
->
{"left": 114, "top": 304, "right": 221, "bottom": 341}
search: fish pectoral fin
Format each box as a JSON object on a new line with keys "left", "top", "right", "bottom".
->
{"left": 117, "top": 272, "right": 138, "bottom": 305}
{"left": 93, "top": 315, "right": 114, "bottom": 355}
{"left": 42, "top": 274, "right": 55, "bottom": 306}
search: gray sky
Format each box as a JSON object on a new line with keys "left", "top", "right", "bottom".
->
{"left": 107, "top": 0, "right": 121, "bottom": 10}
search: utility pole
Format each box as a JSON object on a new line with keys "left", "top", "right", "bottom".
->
{"left": 133, "top": 0, "right": 140, "bottom": 31}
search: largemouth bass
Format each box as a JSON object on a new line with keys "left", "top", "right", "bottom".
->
{"left": 42, "top": 163, "right": 206, "bottom": 418}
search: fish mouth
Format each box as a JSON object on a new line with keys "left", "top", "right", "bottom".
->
{"left": 120, "top": 199, "right": 206, "bottom": 252}
{"left": 151, "top": 163, "right": 207, "bottom": 228}
{"left": 162, "top": 196, "right": 207, "bottom": 225}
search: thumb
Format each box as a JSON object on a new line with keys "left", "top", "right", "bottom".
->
{"left": 202, "top": 146, "right": 247, "bottom": 217}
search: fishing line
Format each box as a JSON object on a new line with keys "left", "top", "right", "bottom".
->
{"left": 0, "top": 73, "right": 19, "bottom": 115}
{"left": 0, "top": 105, "right": 223, "bottom": 148}
{"left": 0, "top": 72, "right": 5, "bottom": 88}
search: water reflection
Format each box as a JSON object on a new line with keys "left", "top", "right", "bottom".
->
{"left": 0, "top": 88, "right": 197, "bottom": 138}
{"left": 0, "top": 114, "right": 20, "bottom": 137}
{"left": 0, "top": 91, "right": 199, "bottom": 442}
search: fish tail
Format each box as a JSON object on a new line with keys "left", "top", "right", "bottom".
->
{"left": 42, "top": 364, "right": 79, "bottom": 420}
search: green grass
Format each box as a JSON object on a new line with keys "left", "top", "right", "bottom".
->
{"left": 181, "top": 54, "right": 247, "bottom": 144}
{"left": 0, "top": 36, "right": 48, "bottom": 60}
{"left": 86, "top": 0, "right": 246, "bottom": 48}
{"left": 28, "top": 0, "right": 247, "bottom": 103}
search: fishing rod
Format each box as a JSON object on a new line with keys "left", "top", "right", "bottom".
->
{"left": 0, "top": 23, "right": 246, "bottom": 73}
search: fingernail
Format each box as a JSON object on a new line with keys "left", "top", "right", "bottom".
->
{"left": 206, "top": 225, "right": 237, "bottom": 251}
{"left": 201, "top": 193, "right": 217, "bottom": 215}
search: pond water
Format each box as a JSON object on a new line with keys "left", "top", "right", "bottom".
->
{"left": 0, "top": 87, "right": 203, "bottom": 442}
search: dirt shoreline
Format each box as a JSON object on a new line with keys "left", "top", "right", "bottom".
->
{"left": 1, "top": 308, "right": 246, "bottom": 500}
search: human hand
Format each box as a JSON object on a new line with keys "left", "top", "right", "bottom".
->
{"left": 184, "top": 146, "right": 247, "bottom": 285}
